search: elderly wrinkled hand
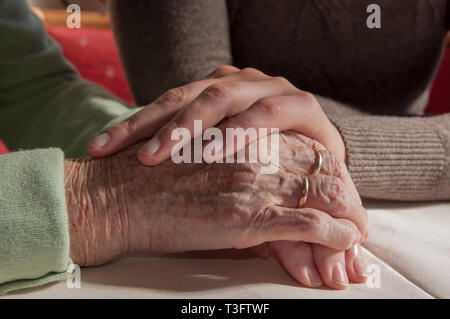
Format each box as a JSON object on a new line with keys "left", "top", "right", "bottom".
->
{"left": 66, "top": 131, "right": 367, "bottom": 289}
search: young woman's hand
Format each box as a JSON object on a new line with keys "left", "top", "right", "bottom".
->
{"left": 87, "top": 65, "right": 347, "bottom": 163}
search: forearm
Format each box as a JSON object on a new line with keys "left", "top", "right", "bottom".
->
{"left": 0, "top": 149, "right": 70, "bottom": 295}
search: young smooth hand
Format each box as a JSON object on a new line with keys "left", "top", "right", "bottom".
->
{"left": 88, "top": 65, "right": 346, "bottom": 162}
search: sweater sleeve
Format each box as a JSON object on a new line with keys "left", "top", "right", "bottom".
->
{"left": 110, "top": 0, "right": 232, "bottom": 105}
{"left": 0, "top": 149, "right": 70, "bottom": 295}
{"left": 316, "top": 95, "right": 450, "bottom": 201}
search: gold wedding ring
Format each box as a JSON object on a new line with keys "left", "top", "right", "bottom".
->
{"left": 298, "top": 176, "right": 309, "bottom": 208}
{"left": 312, "top": 149, "right": 323, "bottom": 175}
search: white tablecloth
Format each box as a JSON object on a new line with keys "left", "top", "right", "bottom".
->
{"left": 6, "top": 200, "right": 449, "bottom": 299}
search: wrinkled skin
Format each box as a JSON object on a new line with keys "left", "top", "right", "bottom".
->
{"left": 65, "top": 131, "right": 367, "bottom": 288}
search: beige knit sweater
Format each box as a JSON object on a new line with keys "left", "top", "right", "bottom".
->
{"left": 110, "top": 0, "right": 450, "bottom": 201}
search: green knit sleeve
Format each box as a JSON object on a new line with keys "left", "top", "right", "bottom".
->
{"left": 0, "top": 149, "right": 71, "bottom": 295}
{"left": 0, "top": 0, "right": 141, "bottom": 158}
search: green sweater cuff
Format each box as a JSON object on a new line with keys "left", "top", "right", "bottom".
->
{"left": 0, "top": 149, "right": 71, "bottom": 295}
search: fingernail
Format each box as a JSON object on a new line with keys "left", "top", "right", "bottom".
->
{"left": 352, "top": 245, "right": 368, "bottom": 277}
{"left": 141, "top": 137, "right": 161, "bottom": 155}
{"left": 332, "top": 263, "right": 348, "bottom": 285}
{"left": 89, "top": 133, "right": 109, "bottom": 148}
{"left": 307, "top": 267, "right": 323, "bottom": 287}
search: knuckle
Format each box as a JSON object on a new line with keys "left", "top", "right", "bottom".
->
{"left": 241, "top": 67, "right": 264, "bottom": 78}
{"left": 296, "top": 91, "right": 320, "bottom": 111}
{"left": 202, "top": 82, "right": 232, "bottom": 100}
{"left": 300, "top": 210, "right": 323, "bottom": 235}
{"left": 213, "top": 65, "right": 229, "bottom": 75}
{"left": 185, "top": 99, "right": 208, "bottom": 121}
{"left": 187, "top": 100, "right": 207, "bottom": 118}
{"left": 158, "top": 87, "right": 187, "bottom": 104}
{"left": 327, "top": 151, "right": 345, "bottom": 177}
{"left": 255, "top": 97, "right": 282, "bottom": 117}
{"left": 326, "top": 177, "right": 345, "bottom": 205}
{"left": 114, "top": 115, "right": 139, "bottom": 135}
{"left": 212, "top": 65, "right": 239, "bottom": 77}
{"left": 301, "top": 91, "right": 317, "bottom": 104}
{"left": 272, "top": 76, "right": 291, "bottom": 87}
